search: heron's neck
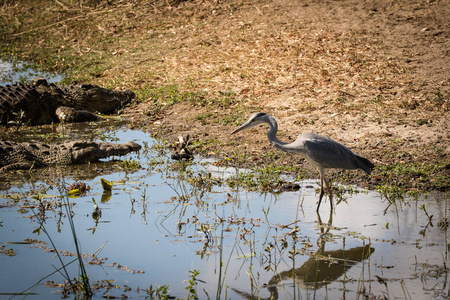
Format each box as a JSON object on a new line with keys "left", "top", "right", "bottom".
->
{"left": 265, "top": 115, "right": 289, "bottom": 152}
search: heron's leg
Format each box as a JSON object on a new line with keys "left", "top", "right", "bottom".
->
{"left": 323, "top": 175, "right": 333, "bottom": 210}
{"left": 317, "top": 168, "right": 325, "bottom": 212}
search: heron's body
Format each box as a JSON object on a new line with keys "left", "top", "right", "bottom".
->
{"left": 283, "top": 132, "right": 373, "bottom": 173}
{"left": 231, "top": 112, "right": 374, "bottom": 210}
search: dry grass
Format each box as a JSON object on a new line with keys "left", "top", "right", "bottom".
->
{"left": 1, "top": 0, "right": 447, "bottom": 108}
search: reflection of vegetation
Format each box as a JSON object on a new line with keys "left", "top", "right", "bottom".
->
{"left": 234, "top": 212, "right": 375, "bottom": 299}
{"left": 29, "top": 189, "right": 92, "bottom": 298}
{"left": 418, "top": 204, "right": 434, "bottom": 236}
{"left": 90, "top": 198, "right": 102, "bottom": 234}
{"left": 333, "top": 184, "right": 361, "bottom": 205}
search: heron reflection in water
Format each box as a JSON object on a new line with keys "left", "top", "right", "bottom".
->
{"left": 232, "top": 211, "right": 375, "bottom": 299}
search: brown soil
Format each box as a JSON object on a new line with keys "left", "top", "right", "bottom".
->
{"left": 1, "top": 0, "right": 449, "bottom": 190}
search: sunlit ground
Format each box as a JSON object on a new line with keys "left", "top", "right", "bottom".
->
{"left": 0, "top": 125, "right": 448, "bottom": 299}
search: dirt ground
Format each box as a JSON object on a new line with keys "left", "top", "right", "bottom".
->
{"left": 0, "top": 0, "right": 449, "bottom": 190}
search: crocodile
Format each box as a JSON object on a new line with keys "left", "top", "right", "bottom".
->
{"left": 0, "top": 78, "right": 135, "bottom": 125}
{"left": 0, "top": 140, "right": 141, "bottom": 172}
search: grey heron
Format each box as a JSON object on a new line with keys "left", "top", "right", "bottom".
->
{"left": 230, "top": 112, "right": 374, "bottom": 211}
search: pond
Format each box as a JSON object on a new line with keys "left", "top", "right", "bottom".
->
{"left": 0, "top": 63, "right": 448, "bottom": 299}
{"left": 0, "top": 121, "right": 448, "bottom": 299}
{"left": 0, "top": 59, "right": 62, "bottom": 85}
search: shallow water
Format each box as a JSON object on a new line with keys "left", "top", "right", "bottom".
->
{"left": 0, "top": 63, "right": 448, "bottom": 299}
{"left": 0, "top": 124, "right": 448, "bottom": 299}
{"left": 0, "top": 59, "right": 62, "bottom": 85}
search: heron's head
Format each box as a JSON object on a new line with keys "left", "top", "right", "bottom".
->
{"left": 230, "top": 112, "right": 269, "bottom": 135}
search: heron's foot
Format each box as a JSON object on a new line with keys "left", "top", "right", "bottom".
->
{"left": 317, "top": 189, "right": 325, "bottom": 211}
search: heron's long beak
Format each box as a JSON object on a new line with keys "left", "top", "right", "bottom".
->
{"left": 230, "top": 121, "right": 251, "bottom": 135}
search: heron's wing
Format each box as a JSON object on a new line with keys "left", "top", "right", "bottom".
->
{"left": 299, "top": 133, "right": 365, "bottom": 171}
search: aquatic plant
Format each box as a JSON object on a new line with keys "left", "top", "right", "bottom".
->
{"left": 26, "top": 187, "right": 92, "bottom": 297}
{"left": 184, "top": 270, "right": 200, "bottom": 300}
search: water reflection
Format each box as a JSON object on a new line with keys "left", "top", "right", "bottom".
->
{"left": 235, "top": 243, "right": 374, "bottom": 299}
{"left": 233, "top": 210, "right": 375, "bottom": 299}
{"left": 0, "top": 162, "right": 139, "bottom": 187}
{"left": 0, "top": 59, "right": 62, "bottom": 85}
{"left": 0, "top": 126, "right": 447, "bottom": 299}
{"left": 0, "top": 121, "right": 144, "bottom": 191}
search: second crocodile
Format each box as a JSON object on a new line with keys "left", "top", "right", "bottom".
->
{"left": 0, "top": 78, "right": 135, "bottom": 125}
